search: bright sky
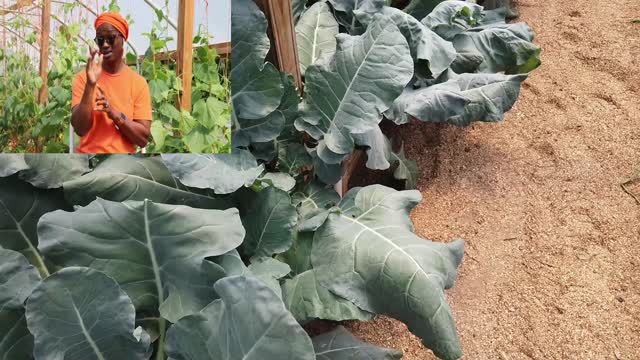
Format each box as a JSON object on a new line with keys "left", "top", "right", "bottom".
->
{"left": 113, "top": 0, "right": 231, "bottom": 55}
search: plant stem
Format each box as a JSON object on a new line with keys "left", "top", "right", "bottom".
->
{"left": 155, "top": 317, "right": 167, "bottom": 360}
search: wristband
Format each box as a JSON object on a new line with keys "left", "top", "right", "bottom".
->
{"left": 115, "top": 112, "right": 127, "bottom": 129}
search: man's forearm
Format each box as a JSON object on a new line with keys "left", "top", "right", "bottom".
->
{"left": 114, "top": 112, "right": 150, "bottom": 149}
{"left": 71, "top": 82, "right": 96, "bottom": 136}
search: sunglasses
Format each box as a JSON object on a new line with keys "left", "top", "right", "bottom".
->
{"left": 94, "top": 34, "right": 121, "bottom": 47}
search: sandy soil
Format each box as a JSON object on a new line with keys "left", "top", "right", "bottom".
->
{"left": 346, "top": 0, "right": 640, "bottom": 358}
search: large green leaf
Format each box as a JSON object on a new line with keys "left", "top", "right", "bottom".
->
{"left": 0, "top": 176, "right": 69, "bottom": 277}
{"left": 248, "top": 257, "right": 291, "bottom": 298}
{"left": 232, "top": 109, "right": 286, "bottom": 147}
{"left": 481, "top": 0, "right": 517, "bottom": 19}
{"left": 313, "top": 325, "right": 403, "bottom": 359}
{"left": 292, "top": 180, "right": 341, "bottom": 231}
{"left": 450, "top": 51, "right": 485, "bottom": 73}
{"left": 390, "top": 144, "right": 419, "bottom": 189}
{"left": 448, "top": 73, "right": 527, "bottom": 125}
{"left": 277, "top": 73, "right": 302, "bottom": 144}
{"left": 296, "top": 16, "right": 413, "bottom": 164}
{"left": 277, "top": 231, "right": 314, "bottom": 276}
{"left": 312, "top": 185, "right": 465, "bottom": 359}
{"left": 386, "top": 73, "right": 527, "bottom": 126}
{"left": 0, "top": 248, "right": 41, "bottom": 310}
{"left": 468, "top": 22, "right": 534, "bottom": 42}
{"left": 278, "top": 181, "right": 340, "bottom": 274}
{"left": 234, "top": 71, "right": 299, "bottom": 148}
{"left": 37, "top": 198, "right": 245, "bottom": 324}
{"left": 308, "top": 146, "right": 342, "bottom": 185}
{"left": 0, "top": 155, "right": 28, "bottom": 177}
{"left": 384, "top": 81, "right": 471, "bottom": 125}
{"left": 231, "top": 0, "right": 284, "bottom": 120}
{"left": 328, "top": 0, "right": 386, "bottom": 34}
{"left": 422, "top": 0, "right": 484, "bottom": 40}
{"left": 258, "top": 172, "right": 297, "bottom": 192}
{"left": 18, "top": 155, "right": 90, "bottom": 189}
{"left": 0, "top": 248, "right": 41, "bottom": 360}
{"left": 292, "top": 0, "right": 307, "bottom": 24}
{"left": 358, "top": 6, "right": 456, "bottom": 79}
{"left": 25, "top": 267, "right": 149, "bottom": 360}
{"left": 63, "top": 155, "right": 229, "bottom": 209}
{"left": 452, "top": 26, "right": 541, "bottom": 74}
{"left": 402, "top": 0, "right": 445, "bottom": 21}
{"left": 282, "top": 270, "right": 374, "bottom": 323}
{"left": 242, "top": 187, "right": 298, "bottom": 258}
{"left": 165, "top": 276, "right": 315, "bottom": 360}
{"left": 161, "top": 150, "right": 264, "bottom": 195}
{"left": 0, "top": 308, "right": 32, "bottom": 360}
{"left": 278, "top": 143, "right": 313, "bottom": 177}
{"left": 352, "top": 127, "right": 392, "bottom": 170}
{"left": 0, "top": 154, "right": 89, "bottom": 189}
{"left": 296, "top": 1, "right": 339, "bottom": 76}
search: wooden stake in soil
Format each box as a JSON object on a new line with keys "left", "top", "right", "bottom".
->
{"left": 254, "top": 0, "right": 303, "bottom": 93}
{"left": 255, "top": 0, "right": 366, "bottom": 196}
{"left": 38, "top": 0, "right": 51, "bottom": 105}
{"left": 176, "top": 0, "right": 194, "bottom": 110}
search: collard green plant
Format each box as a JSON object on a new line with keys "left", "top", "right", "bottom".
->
{"left": 0, "top": 152, "right": 466, "bottom": 359}
{"left": 225, "top": 1, "right": 540, "bottom": 358}
{"left": 230, "top": 0, "right": 540, "bottom": 192}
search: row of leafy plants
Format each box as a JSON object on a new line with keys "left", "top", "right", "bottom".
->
{"left": 0, "top": 0, "right": 540, "bottom": 359}
{"left": 0, "top": 0, "right": 231, "bottom": 153}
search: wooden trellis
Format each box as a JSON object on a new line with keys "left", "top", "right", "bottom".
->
{"left": 256, "top": 0, "right": 363, "bottom": 196}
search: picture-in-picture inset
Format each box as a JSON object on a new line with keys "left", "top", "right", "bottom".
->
{"left": 0, "top": 0, "right": 231, "bottom": 154}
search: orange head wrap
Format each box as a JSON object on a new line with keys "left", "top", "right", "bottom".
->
{"left": 94, "top": 12, "right": 129, "bottom": 41}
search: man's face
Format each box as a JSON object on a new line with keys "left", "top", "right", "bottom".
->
{"left": 95, "top": 23, "right": 124, "bottom": 65}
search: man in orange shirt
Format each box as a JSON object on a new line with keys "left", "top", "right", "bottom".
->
{"left": 71, "top": 12, "right": 152, "bottom": 153}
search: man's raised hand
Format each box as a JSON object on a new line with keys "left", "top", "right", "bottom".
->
{"left": 86, "top": 46, "right": 103, "bottom": 85}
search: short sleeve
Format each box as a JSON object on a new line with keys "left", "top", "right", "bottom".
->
{"left": 133, "top": 77, "right": 153, "bottom": 120}
{"left": 71, "top": 72, "right": 86, "bottom": 109}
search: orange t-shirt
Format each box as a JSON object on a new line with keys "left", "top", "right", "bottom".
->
{"left": 71, "top": 66, "right": 152, "bottom": 153}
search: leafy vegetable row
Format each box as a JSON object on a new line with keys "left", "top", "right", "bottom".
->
{"left": 231, "top": 0, "right": 540, "bottom": 187}
{"left": 0, "top": 153, "right": 463, "bottom": 359}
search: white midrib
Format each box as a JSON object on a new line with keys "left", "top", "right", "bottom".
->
{"left": 241, "top": 320, "right": 280, "bottom": 359}
{"left": 144, "top": 201, "right": 164, "bottom": 304}
{"left": 325, "top": 21, "right": 384, "bottom": 132}
{"left": 316, "top": 346, "right": 360, "bottom": 355}
{"left": 341, "top": 215, "right": 427, "bottom": 281}
{"left": 301, "top": 196, "right": 318, "bottom": 209}
{"left": 350, "top": 0, "right": 360, "bottom": 31}
{"left": 71, "top": 302, "right": 107, "bottom": 360}
{"left": 311, "top": 7, "right": 322, "bottom": 63}
{"left": 254, "top": 198, "right": 280, "bottom": 252}
{"left": 0, "top": 199, "right": 49, "bottom": 277}
{"left": 106, "top": 173, "right": 212, "bottom": 201}
{"left": 143, "top": 201, "right": 167, "bottom": 360}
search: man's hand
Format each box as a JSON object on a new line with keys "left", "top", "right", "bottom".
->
{"left": 94, "top": 85, "right": 119, "bottom": 122}
{"left": 86, "top": 46, "right": 103, "bottom": 86}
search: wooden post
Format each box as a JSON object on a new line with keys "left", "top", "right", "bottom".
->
{"left": 254, "top": 0, "right": 303, "bottom": 93}
{"left": 176, "top": 0, "right": 194, "bottom": 111}
{"left": 37, "top": 0, "right": 50, "bottom": 105}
